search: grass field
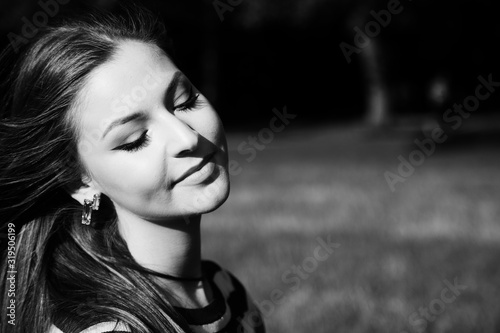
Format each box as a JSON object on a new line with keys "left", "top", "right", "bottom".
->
{"left": 200, "top": 121, "right": 500, "bottom": 333}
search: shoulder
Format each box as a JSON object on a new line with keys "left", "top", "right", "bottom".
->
{"left": 202, "top": 259, "right": 246, "bottom": 298}
{"left": 202, "top": 260, "right": 267, "bottom": 333}
{"left": 202, "top": 259, "right": 242, "bottom": 287}
{"left": 48, "top": 321, "right": 131, "bottom": 333}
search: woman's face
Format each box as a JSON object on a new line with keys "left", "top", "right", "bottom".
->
{"left": 72, "top": 40, "right": 229, "bottom": 223}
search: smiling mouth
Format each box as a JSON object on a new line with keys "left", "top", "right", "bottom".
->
{"left": 174, "top": 152, "right": 216, "bottom": 185}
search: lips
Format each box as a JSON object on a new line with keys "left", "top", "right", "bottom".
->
{"left": 173, "top": 152, "right": 216, "bottom": 185}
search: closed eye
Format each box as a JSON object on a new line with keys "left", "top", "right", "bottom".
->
{"left": 175, "top": 91, "right": 201, "bottom": 112}
{"left": 113, "top": 130, "right": 150, "bottom": 152}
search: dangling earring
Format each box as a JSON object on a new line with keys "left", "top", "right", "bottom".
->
{"left": 81, "top": 193, "right": 101, "bottom": 226}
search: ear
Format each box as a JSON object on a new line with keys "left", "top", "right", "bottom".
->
{"left": 69, "top": 180, "right": 101, "bottom": 206}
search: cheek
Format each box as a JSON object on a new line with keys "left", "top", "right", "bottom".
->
{"left": 88, "top": 150, "right": 168, "bottom": 203}
{"left": 186, "top": 108, "right": 225, "bottom": 147}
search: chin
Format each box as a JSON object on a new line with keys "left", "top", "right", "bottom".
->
{"left": 191, "top": 177, "right": 230, "bottom": 214}
{"left": 202, "top": 185, "right": 230, "bottom": 214}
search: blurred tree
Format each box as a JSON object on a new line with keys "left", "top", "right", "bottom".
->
{"left": 345, "top": 1, "right": 390, "bottom": 126}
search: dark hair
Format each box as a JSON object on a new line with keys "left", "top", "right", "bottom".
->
{"left": 0, "top": 5, "right": 192, "bottom": 333}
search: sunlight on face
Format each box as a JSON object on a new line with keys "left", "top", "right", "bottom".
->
{"left": 73, "top": 40, "right": 230, "bottom": 223}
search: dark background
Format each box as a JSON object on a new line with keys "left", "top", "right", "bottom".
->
{"left": 2, "top": 0, "right": 500, "bottom": 129}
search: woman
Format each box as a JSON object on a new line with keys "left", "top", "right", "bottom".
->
{"left": 0, "top": 5, "right": 265, "bottom": 333}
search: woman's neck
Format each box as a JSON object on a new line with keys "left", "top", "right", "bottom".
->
{"left": 116, "top": 210, "right": 203, "bottom": 279}
{"left": 115, "top": 209, "right": 212, "bottom": 308}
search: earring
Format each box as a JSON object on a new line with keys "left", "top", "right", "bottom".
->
{"left": 81, "top": 193, "right": 101, "bottom": 225}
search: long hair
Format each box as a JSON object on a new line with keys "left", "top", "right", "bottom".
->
{"left": 0, "top": 5, "right": 192, "bottom": 333}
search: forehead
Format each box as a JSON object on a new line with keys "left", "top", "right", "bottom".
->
{"left": 72, "top": 40, "right": 177, "bottom": 137}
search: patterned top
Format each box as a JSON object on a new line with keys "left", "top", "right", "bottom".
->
{"left": 49, "top": 261, "right": 266, "bottom": 333}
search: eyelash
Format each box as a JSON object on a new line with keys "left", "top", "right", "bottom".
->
{"left": 114, "top": 130, "right": 150, "bottom": 152}
{"left": 174, "top": 87, "right": 202, "bottom": 112}
{"left": 113, "top": 85, "right": 201, "bottom": 153}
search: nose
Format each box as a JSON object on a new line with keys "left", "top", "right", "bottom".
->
{"left": 164, "top": 115, "right": 199, "bottom": 157}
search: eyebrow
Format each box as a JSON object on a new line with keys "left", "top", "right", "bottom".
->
{"left": 166, "top": 71, "right": 183, "bottom": 105}
{"left": 101, "top": 71, "right": 183, "bottom": 139}
{"left": 101, "top": 112, "right": 148, "bottom": 139}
